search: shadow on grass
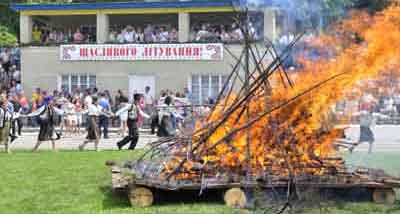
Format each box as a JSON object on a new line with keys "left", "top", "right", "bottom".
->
{"left": 101, "top": 185, "right": 225, "bottom": 210}
{"left": 100, "top": 186, "right": 130, "bottom": 210}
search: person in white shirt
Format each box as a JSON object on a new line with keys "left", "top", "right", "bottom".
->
{"left": 136, "top": 27, "right": 145, "bottom": 42}
{"left": 115, "top": 94, "right": 149, "bottom": 150}
{"left": 144, "top": 86, "right": 154, "bottom": 114}
{"left": 124, "top": 26, "right": 135, "bottom": 43}
{"left": 117, "top": 29, "right": 125, "bottom": 43}
{"left": 64, "top": 98, "right": 77, "bottom": 136}
{"left": 79, "top": 96, "right": 103, "bottom": 151}
{"left": 233, "top": 27, "right": 244, "bottom": 41}
{"left": 23, "top": 96, "right": 63, "bottom": 152}
{"left": 196, "top": 25, "right": 209, "bottom": 41}
{"left": 0, "top": 98, "right": 13, "bottom": 153}
{"left": 159, "top": 27, "right": 169, "bottom": 42}
{"left": 248, "top": 22, "right": 257, "bottom": 40}
{"left": 108, "top": 29, "right": 117, "bottom": 43}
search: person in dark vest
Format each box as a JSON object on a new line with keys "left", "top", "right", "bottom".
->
{"left": 115, "top": 94, "right": 149, "bottom": 150}
{"left": 0, "top": 97, "right": 13, "bottom": 153}
{"left": 9, "top": 95, "right": 23, "bottom": 136}
{"left": 23, "top": 96, "right": 63, "bottom": 152}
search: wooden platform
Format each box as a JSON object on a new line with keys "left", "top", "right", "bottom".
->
{"left": 108, "top": 162, "right": 400, "bottom": 207}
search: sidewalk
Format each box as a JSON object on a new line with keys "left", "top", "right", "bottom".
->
{"left": 8, "top": 131, "right": 158, "bottom": 151}
{"left": 21, "top": 127, "right": 152, "bottom": 134}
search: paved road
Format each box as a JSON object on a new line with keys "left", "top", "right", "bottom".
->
{"left": 6, "top": 131, "right": 158, "bottom": 151}
{"left": 344, "top": 125, "right": 400, "bottom": 153}
{"left": 3, "top": 125, "right": 400, "bottom": 152}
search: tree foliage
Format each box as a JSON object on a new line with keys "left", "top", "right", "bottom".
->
{"left": 0, "top": 25, "right": 17, "bottom": 46}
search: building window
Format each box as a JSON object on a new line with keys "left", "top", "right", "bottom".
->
{"left": 190, "top": 74, "right": 228, "bottom": 105}
{"left": 60, "top": 74, "right": 96, "bottom": 94}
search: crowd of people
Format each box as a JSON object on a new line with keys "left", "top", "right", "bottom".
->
{"left": 0, "top": 47, "right": 20, "bottom": 80}
{"left": 190, "top": 21, "right": 262, "bottom": 43}
{"left": 0, "top": 78, "right": 213, "bottom": 153}
{"left": 0, "top": 47, "right": 22, "bottom": 100}
{"left": 335, "top": 91, "right": 400, "bottom": 125}
{"left": 108, "top": 24, "right": 178, "bottom": 43}
{"left": 32, "top": 25, "right": 97, "bottom": 44}
{"left": 31, "top": 19, "right": 265, "bottom": 44}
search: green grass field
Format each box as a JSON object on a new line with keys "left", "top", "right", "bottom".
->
{"left": 0, "top": 150, "right": 399, "bottom": 214}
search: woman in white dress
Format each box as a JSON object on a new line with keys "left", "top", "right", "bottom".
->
{"left": 119, "top": 102, "right": 128, "bottom": 137}
{"left": 64, "top": 98, "right": 77, "bottom": 136}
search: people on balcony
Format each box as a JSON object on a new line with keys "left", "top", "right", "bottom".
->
{"left": 73, "top": 28, "right": 85, "bottom": 43}
{"left": 108, "top": 24, "right": 178, "bottom": 43}
{"left": 31, "top": 24, "right": 96, "bottom": 44}
{"left": 190, "top": 20, "right": 261, "bottom": 43}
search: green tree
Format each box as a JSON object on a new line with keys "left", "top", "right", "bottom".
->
{"left": 0, "top": 25, "right": 17, "bottom": 46}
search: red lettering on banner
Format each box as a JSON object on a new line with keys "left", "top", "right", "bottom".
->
{"left": 106, "top": 47, "right": 113, "bottom": 56}
{"left": 166, "top": 47, "right": 171, "bottom": 56}
{"left": 80, "top": 48, "right": 88, "bottom": 57}
{"left": 144, "top": 47, "right": 152, "bottom": 57}
{"left": 142, "top": 48, "right": 147, "bottom": 57}
{"left": 90, "top": 48, "right": 97, "bottom": 57}
{"left": 153, "top": 47, "right": 157, "bottom": 57}
{"left": 159, "top": 47, "right": 164, "bottom": 57}
{"left": 130, "top": 48, "right": 136, "bottom": 56}
{"left": 120, "top": 48, "right": 126, "bottom": 56}
{"left": 185, "top": 47, "right": 192, "bottom": 57}
{"left": 179, "top": 47, "right": 185, "bottom": 56}
{"left": 113, "top": 48, "right": 119, "bottom": 56}
{"left": 65, "top": 44, "right": 221, "bottom": 60}
{"left": 193, "top": 47, "right": 200, "bottom": 56}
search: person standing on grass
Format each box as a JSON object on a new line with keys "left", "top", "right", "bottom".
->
{"left": 23, "top": 96, "right": 63, "bottom": 152}
{"left": 9, "top": 95, "right": 22, "bottom": 137}
{"left": 118, "top": 97, "right": 129, "bottom": 137}
{"left": 144, "top": 86, "right": 154, "bottom": 126}
{"left": 79, "top": 96, "right": 112, "bottom": 152}
{"left": 73, "top": 97, "right": 83, "bottom": 134}
{"left": 357, "top": 109, "right": 375, "bottom": 154}
{"left": 98, "top": 93, "right": 111, "bottom": 139}
{"left": 115, "top": 94, "right": 150, "bottom": 150}
{"left": 0, "top": 97, "right": 14, "bottom": 153}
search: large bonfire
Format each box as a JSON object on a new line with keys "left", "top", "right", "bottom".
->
{"left": 139, "top": 2, "right": 400, "bottom": 182}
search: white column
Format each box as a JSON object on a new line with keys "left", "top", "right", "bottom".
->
{"left": 97, "top": 13, "right": 109, "bottom": 44}
{"left": 20, "top": 15, "right": 33, "bottom": 44}
{"left": 264, "top": 8, "right": 278, "bottom": 42}
{"left": 178, "top": 12, "right": 190, "bottom": 43}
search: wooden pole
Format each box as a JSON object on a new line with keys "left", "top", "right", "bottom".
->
{"left": 243, "top": 10, "right": 252, "bottom": 182}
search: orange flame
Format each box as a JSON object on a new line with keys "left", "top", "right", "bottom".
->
{"left": 163, "top": 3, "right": 400, "bottom": 180}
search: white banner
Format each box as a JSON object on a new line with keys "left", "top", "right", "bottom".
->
{"left": 60, "top": 43, "right": 223, "bottom": 61}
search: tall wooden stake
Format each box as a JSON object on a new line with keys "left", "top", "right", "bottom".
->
{"left": 244, "top": 11, "right": 252, "bottom": 182}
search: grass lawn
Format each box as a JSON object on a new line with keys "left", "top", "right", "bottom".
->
{"left": 0, "top": 150, "right": 398, "bottom": 214}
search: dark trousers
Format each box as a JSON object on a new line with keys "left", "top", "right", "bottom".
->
{"left": 117, "top": 120, "right": 139, "bottom": 150}
{"left": 150, "top": 114, "right": 159, "bottom": 134}
{"left": 98, "top": 115, "right": 109, "bottom": 138}
{"left": 12, "top": 118, "right": 22, "bottom": 136}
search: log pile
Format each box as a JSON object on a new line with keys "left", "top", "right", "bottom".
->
{"left": 106, "top": 6, "right": 400, "bottom": 209}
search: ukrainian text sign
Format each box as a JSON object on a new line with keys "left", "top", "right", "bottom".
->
{"left": 60, "top": 43, "right": 223, "bottom": 61}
